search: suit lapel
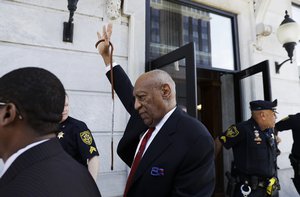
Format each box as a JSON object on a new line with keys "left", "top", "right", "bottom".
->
{"left": 132, "top": 108, "right": 182, "bottom": 184}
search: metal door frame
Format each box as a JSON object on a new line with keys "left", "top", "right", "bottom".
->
{"left": 234, "top": 60, "right": 272, "bottom": 122}
{"left": 149, "top": 42, "right": 197, "bottom": 118}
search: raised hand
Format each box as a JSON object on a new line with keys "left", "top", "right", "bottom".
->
{"left": 96, "top": 23, "right": 113, "bottom": 65}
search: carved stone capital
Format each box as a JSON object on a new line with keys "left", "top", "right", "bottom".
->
{"left": 106, "top": 0, "right": 121, "bottom": 20}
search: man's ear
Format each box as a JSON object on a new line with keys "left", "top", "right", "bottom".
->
{"left": 0, "top": 103, "right": 18, "bottom": 126}
{"left": 260, "top": 111, "right": 267, "bottom": 121}
{"left": 161, "top": 84, "right": 171, "bottom": 99}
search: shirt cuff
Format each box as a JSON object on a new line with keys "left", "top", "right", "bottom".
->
{"left": 105, "top": 62, "right": 118, "bottom": 72}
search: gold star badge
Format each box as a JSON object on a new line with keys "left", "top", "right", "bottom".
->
{"left": 57, "top": 131, "right": 64, "bottom": 139}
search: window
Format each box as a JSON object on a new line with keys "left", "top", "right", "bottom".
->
{"left": 147, "top": 0, "right": 238, "bottom": 71}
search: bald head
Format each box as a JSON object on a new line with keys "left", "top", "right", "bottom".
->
{"left": 137, "top": 69, "right": 176, "bottom": 104}
{"left": 146, "top": 70, "right": 176, "bottom": 91}
{"left": 133, "top": 69, "right": 177, "bottom": 127}
{"left": 251, "top": 109, "right": 276, "bottom": 131}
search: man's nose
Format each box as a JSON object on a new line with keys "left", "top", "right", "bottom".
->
{"left": 134, "top": 99, "right": 141, "bottom": 110}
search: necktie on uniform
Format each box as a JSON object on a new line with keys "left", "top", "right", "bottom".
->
{"left": 123, "top": 127, "right": 155, "bottom": 197}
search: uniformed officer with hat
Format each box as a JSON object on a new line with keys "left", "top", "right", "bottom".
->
{"left": 215, "top": 99, "right": 280, "bottom": 197}
{"left": 276, "top": 112, "right": 300, "bottom": 195}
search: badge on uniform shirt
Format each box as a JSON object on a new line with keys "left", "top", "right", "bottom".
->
{"left": 80, "top": 130, "right": 93, "bottom": 145}
{"left": 57, "top": 131, "right": 64, "bottom": 139}
{"left": 225, "top": 125, "right": 239, "bottom": 138}
{"left": 254, "top": 130, "right": 262, "bottom": 144}
{"left": 271, "top": 133, "right": 275, "bottom": 139}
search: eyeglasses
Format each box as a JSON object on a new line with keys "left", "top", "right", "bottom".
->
{"left": 272, "top": 109, "right": 278, "bottom": 114}
{"left": 0, "top": 102, "right": 7, "bottom": 106}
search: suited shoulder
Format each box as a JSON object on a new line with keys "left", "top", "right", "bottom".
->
{"left": 0, "top": 139, "right": 101, "bottom": 197}
{"left": 179, "top": 110, "right": 212, "bottom": 136}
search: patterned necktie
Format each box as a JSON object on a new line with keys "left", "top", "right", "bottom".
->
{"left": 123, "top": 127, "right": 155, "bottom": 197}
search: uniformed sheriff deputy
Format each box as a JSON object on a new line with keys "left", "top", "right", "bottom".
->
{"left": 276, "top": 113, "right": 300, "bottom": 195}
{"left": 215, "top": 99, "right": 280, "bottom": 197}
{"left": 57, "top": 95, "right": 100, "bottom": 181}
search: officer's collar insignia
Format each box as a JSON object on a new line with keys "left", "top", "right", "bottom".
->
{"left": 225, "top": 125, "right": 239, "bottom": 138}
{"left": 80, "top": 130, "right": 93, "bottom": 145}
{"left": 89, "top": 146, "right": 97, "bottom": 154}
{"left": 151, "top": 167, "right": 164, "bottom": 176}
{"left": 57, "top": 131, "right": 64, "bottom": 139}
{"left": 271, "top": 133, "right": 275, "bottom": 139}
{"left": 253, "top": 130, "right": 262, "bottom": 144}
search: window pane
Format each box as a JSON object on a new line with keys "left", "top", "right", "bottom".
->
{"left": 210, "top": 13, "right": 234, "bottom": 70}
{"left": 148, "top": 0, "right": 235, "bottom": 70}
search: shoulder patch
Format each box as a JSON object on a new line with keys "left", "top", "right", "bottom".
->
{"left": 226, "top": 125, "right": 239, "bottom": 138}
{"left": 80, "top": 130, "right": 93, "bottom": 145}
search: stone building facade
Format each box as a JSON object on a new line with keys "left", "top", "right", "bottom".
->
{"left": 1, "top": 0, "right": 300, "bottom": 196}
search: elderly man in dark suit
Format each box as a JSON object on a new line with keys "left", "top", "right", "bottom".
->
{"left": 0, "top": 67, "right": 101, "bottom": 197}
{"left": 96, "top": 24, "right": 215, "bottom": 197}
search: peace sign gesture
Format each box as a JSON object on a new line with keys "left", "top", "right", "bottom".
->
{"left": 96, "top": 23, "right": 113, "bottom": 65}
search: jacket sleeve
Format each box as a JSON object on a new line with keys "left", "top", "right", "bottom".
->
{"left": 106, "top": 65, "right": 135, "bottom": 115}
{"left": 275, "top": 115, "right": 293, "bottom": 131}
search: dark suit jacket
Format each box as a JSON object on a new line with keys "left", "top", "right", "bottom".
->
{"left": 107, "top": 65, "right": 215, "bottom": 197}
{"left": 0, "top": 138, "right": 101, "bottom": 197}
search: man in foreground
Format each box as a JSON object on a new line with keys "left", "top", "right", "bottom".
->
{"left": 0, "top": 67, "right": 101, "bottom": 197}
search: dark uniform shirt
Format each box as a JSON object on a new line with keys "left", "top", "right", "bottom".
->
{"left": 276, "top": 113, "right": 300, "bottom": 158}
{"left": 219, "top": 118, "right": 278, "bottom": 178}
{"left": 58, "top": 116, "right": 99, "bottom": 167}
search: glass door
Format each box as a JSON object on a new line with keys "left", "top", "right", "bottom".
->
{"left": 149, "top": 42, "right": 197, "bottom": 118}
{"left": 234, "top": 60, "right": 272, "bottom": 122}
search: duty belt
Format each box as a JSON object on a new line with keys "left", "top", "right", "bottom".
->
{"left": 236, "top": 174, "right": 268, "bottom": 190}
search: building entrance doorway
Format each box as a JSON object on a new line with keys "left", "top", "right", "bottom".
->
{"left": 149, "top": 43, "right": 272, "bottom": 197}
{"left": 197, "top": 69, "right": 225, "bottom": 197}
